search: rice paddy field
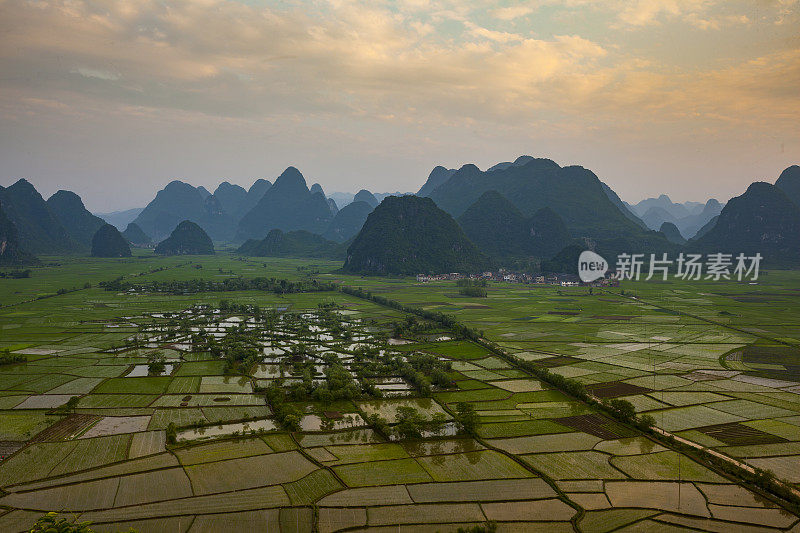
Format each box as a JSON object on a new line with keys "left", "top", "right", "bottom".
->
{"left": 1, "top": 254, "right": 800, "bottom": 531}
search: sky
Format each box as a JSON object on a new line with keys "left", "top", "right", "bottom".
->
{"left": 0, "top": 0, "right": 798, "bottom": 212}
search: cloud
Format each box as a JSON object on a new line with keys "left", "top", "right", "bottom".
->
{"left": 0, "top": 0, "right": 796, "bottom": 157}
{"left": 71, "top": 68, "right": 121, "bottom": 81}
{"left": 491, "top": 5, "right": 535, "bottom": 20}
{"left": 464, "top": 22, "right": 523, "bottom": 42}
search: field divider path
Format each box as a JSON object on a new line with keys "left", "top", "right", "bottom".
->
{"left": 340, "top": 285, "right": 800, "bottom": 517}
{"left": 606, "top": 288, "right": 799, "bottom": 347}
{"left": 436, "top": 402, "right": 587, "bottom": 529}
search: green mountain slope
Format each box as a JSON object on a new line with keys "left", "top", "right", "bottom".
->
{"left": 122, "top": 223, "right": 152, "bottom": 245}
{"left": 691, "top": 182, "right": 800, "bottom": 264}
{"left": 457, "top": 191, "right": 573, "bottom": 260}
{"left": 600, "top": 182, "right": 647, "bottom": 230}
{"left": 659, "top": 222, "right": 687, "bottom": 245}
{"left": 238, "top": 229, "right": 344, "bottom": 259}
{"left": 775, "top": 165, "right": 800, "bottom": 208}
{"left": 428, "top": 158, "right": 648, "bottom": 240}
{"left": 323, "top": 201, "right": 374, "bottom": 243}
{"left": 132, "top": 181, "right": 235, "bottom": 242}
{"left": 154, "top": 220, "right": 214, "bottom": 255}
{"left": 236, "top": 167, "right": 334, "bottom": 241}
{"left": 0, "top": 204, "right": 36, "bottom": 265}
{"left": 343, "top": 196, "right": 492, "bottom": 275}
{"left": 91, "top": 224, "right": 132, "bottom": 257}
{"left": 46, "top": 190, "right": 106, "bottom": 248}
{"left": 457, "top": 190, "right": 529, "bottom": 259}
{"left": 0, "top": 179, "right": 78, "bottom": 254}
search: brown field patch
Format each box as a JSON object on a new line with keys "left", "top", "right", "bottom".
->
{"left": 697, "top": 423, "right": 787, "bottom": 446}
{"left": 29, "top": 414, "right": 100, "bottom": 443}
{"left": 536, "top": 356, "right": 584, "bottom": 368}
{"left": 586, "top": 382, "right": 651, "bottom": 399}
{"left": 555, "top": 414, "right": 637, "bottom": 440}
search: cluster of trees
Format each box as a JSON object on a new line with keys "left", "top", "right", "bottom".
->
{"left": 263, "top": 383, "right": 304, "bottom": 431}
{"left": 147, "top": 355, "right": 166, "bottom": 376}
{"left": 100, "top": 276, "right": 337, "bottom": 294}
{"left": 0, "top": 269, "right": 30, "bottom": 278}
{"left": 366, "top": 403, "right": 477, "bottom": 441}
{"left": 390, "top": 314, "right": 439, "bottom": 338}
{"left": 276, "top": 355, "right": 363, "bottom": 404}
{"left": 55, "top": 396, "right": 80, "bottom": 414}
{"left": 454, "top": 402, "right": 479, "bottom": 435}
{"left": 207, "top": 327, "right": 262, "bottom": 374}
{"left": 30, "top": 513, "right": 96, "bottom": 533}
{"left": 457, "top": 278, "right": 488, "bottom": 297}
{"left": 0, "top": 349, "right": 26, "bottom": 366}
{"left": 347, "top": 348, "right": 455, "bottom": 398}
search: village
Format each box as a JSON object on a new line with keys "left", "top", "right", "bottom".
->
{"left": 415, "top": 269, "right": 620, "bottom": 287}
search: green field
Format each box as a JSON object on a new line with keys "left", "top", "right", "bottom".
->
{"left": 0, "top": 254, "right": 798, "bottom": 532}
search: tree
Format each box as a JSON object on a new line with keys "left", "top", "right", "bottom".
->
{"left": 455, "top": 402, "right": 479, "bottom": 435}
{"left": 147, "top": 357, "right": 166, "bottom": 376}
{"left": 56, "top": 396, "right": 80, "bottom": 414}
{"left": 606, "top": 398, "right": 637, "bottom": 421}
{"left": 394, "top": 406, "right": 425, "bottom": 439}
{"left": 30, "top": 512, "right": 95, "bottom": 532}
{"left": 166, "top": 422, "right": 177, "bottom": 444}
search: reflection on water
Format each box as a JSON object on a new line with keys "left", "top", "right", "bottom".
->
{"left": 177, "top": 418, "right": 278, "bottom": 441}
{"left": 253, "top": 364, "right": 282, "bottom": 378}
{"left": 299, "top": 414, "right": 366, "bottom": 431}
{"left": 125, "top": 364, "right": 175, "bottom": 377}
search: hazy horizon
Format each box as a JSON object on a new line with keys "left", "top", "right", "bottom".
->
{"left": 1, "top": 0, "right": 798, "bottom": 211}
{"left": 4, "top": 156, "right": 750, "bottom": 216}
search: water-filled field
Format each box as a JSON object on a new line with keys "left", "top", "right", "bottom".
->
{"left": 0, "top": 255, "right": 799, "bottom": 531}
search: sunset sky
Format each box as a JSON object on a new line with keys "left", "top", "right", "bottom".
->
{"left": 1, "top": 0, "right": 798, "bottom": 211}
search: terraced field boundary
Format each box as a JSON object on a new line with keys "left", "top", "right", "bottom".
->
{"left": 340, "top": 284, "right": 800, "bottom": 515}
{"left": 608, "top": 289, "right": 799, "bottom": 348}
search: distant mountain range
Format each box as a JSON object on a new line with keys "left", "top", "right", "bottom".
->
{"left": 323, "top": 201, "right": 374, "bottom": 243}
{"left": 2, "top": 160, "right": 799, "bottom": 269}
{"left": 96, "top": 207, "right": 144, "bottom": 230}
{"left": 425, "top": 157, "right": 650, "bottom": 240}
{"left": 329, "top": 190, "right": 410, "bottom": 209}
{"left": 417, "top": 156, "right": 680, "bottom": 266}
{"left": 131, "top": 180, "right": 236, "bottom": 242}
{"left": 417, "top": 166, "right": 456, "bottom": 197}
{"left": 628, "top": 194, "right": 724, "bottom": 240}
